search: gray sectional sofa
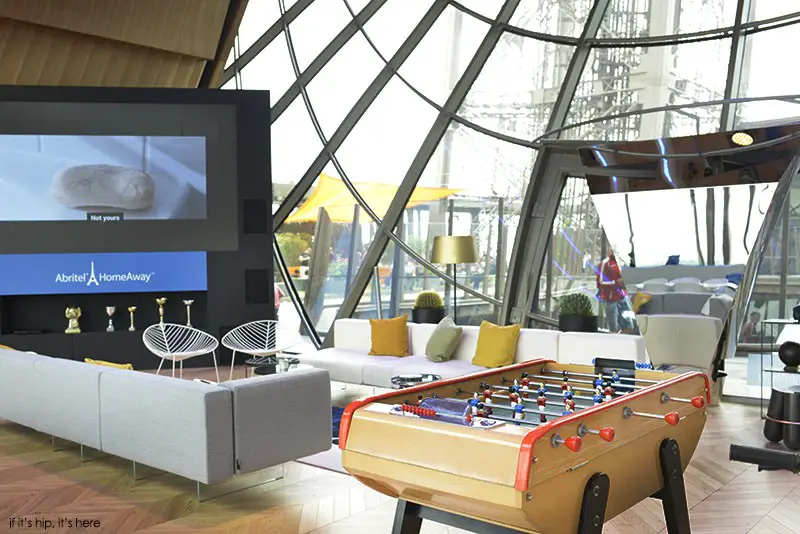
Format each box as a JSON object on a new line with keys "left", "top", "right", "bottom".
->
{"left": 0, "top": 347, "right": 332, "bottom": 490}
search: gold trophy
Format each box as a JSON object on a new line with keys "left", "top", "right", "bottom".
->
{"left": 65, "top": 307, "right": 82, "bottom": 334}
{"left": 155, "top": 297, "right": 167, "bottom": 324}
{"left": 105, "top": 306, "right": 116, "bottom": 332}
{"left": 127, "top": 306, "right": 137, "bottom": 331}
{"left": 183, "top": 300, "right": 194, "bottom": 327}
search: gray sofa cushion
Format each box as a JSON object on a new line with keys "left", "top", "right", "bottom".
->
{"left": 639, "top": 292, "right": 711, "bottom": 315}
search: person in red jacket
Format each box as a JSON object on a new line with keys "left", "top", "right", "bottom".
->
{"left": 596, "top": 252, "right": 627, "bottom": 332}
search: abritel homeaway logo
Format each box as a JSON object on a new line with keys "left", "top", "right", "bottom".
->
{"left": 55, "top": 260, "right": 155, "bottom": 287}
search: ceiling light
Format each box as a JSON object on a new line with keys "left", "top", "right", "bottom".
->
{"left": 731, "top": 131, "right": 754, "bottom": 146}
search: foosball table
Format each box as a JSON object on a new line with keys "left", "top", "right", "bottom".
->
{"left": 339, "top": 358, "right": 709, "bottom": 534}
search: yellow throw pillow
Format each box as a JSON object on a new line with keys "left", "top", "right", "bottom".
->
{"left": 85, "top": 358, "right": 133, "bottom": 370}
{"left": 369, "top": 315, "right": 409, "bottom": 356}
{"left": 472, "top": 321, "right": 521, "bottom": 368}
{"left": 0, "top": 344, "right": 15, "bottom": 350}
{"left": 632, "top": 292, "right": 653, "bottom": 313}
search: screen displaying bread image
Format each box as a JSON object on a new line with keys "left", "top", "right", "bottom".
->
{"left": 0, "top": 135, "right": 207, "bottom": 221}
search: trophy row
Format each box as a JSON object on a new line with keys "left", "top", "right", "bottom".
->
{"left": 64, "top": 298, "right": 195, "bottom": 334}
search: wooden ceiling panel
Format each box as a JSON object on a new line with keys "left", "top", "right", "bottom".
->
{"left": 0, "top": 0, "right": 247, "bottom": 88}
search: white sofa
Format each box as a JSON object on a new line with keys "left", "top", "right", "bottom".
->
{"left": 0, "top": 348, "right": 331, "bottom": 486}
{"left": 297, "top": 319, "right": 648, "bottom": 388}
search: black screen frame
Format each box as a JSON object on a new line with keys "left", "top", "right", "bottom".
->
{"left": 0, "top": 86, "right": 269, "bottom": 254}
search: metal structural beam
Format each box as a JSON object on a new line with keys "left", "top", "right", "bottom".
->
{"left": 323, "top": 0, "right": 524, "bottom": 347}
{"left": 273, "top": 0, "right": 449, "bottom": 229}
{"left": 270, "top": 0, "right": 389, "bottom": 123}
{"left": 221, "top": 0, "right": 314, "bottom": 86}
{"left": 500, "top": 0, "right": 611, "bottom": 325}
{"left": 719, "top": 0, "right": 753, "bottom": 130}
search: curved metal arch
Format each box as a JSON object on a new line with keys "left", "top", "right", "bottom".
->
{"left": 277, "top": 0, "right": 505, "bottom": 316}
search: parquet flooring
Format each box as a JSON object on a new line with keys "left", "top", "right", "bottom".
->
{"left": 0, "top": 366, "right": 797, "bottom": 533}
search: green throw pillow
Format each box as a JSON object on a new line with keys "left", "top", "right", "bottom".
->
{"left": 425, "top": 316, "right": 462, "bottom": 362}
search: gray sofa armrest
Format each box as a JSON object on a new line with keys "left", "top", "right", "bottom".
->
{"left": 218, "top": 367, "right": 332, "bottom": 474}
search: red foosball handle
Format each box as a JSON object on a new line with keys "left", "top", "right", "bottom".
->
{"left": 664, "top": 412, "right": 681, "bottom": 426}
{"left": 599, "top": 427, "right": 615, "bottom": 442}
{"left": 564, "top": 436, "right": 582, "bottom": 453}
{"left": 691, "top": 396, "right": 705, "bottom": 408}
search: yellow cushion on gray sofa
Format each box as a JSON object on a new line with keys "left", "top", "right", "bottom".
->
{"left": 425, "top": 316, "right": 462, "bottom": 362}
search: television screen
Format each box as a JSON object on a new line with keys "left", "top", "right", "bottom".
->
{"left": 0, "top": 251, "right": 207, "bottom": 295}
{"left": 0, "top": 135, "right": 206, "bottom": 221}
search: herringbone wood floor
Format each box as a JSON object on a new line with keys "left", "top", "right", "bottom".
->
{"left": 0, "top": 366, "right": 797, "bottom": 534}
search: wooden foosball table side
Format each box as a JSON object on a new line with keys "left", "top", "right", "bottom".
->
{"left": 340, "top": 361, "right": 709, "bottom": 534}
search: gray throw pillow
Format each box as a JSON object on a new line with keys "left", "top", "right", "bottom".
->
{"left": 425, "top": 316, "right": 462, "bottom": 362}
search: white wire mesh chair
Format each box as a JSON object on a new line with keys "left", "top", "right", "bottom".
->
{"left": 222, "top": 320, "right": 297, "bottom": 380}
{"left": 143, "top": 323, "right": 220, "bottom": 382}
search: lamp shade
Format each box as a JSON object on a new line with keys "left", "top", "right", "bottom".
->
{"left": 430, "top": 235, "right": 479, "bottom": 265}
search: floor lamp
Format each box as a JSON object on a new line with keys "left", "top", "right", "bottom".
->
{"left": 431, "top": 235, "right": 479, "bottom": 323}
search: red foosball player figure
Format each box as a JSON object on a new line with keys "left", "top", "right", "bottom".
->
{"left": 540, "top": 413, "right": 547, "bottom": 423}
{"left": 483, "top": 388, "right": 493, "bottom": 404}
{"left": 537, "top": 394, "right": 547, "bottom": 412}
{"left": 417, "top": 394, "right": 424, "bottom": 406}
{"left": 476, "top": 402, "right": 486, "bottom": 418}
{"left": 509, "top": 389, "right": 520, "bottom": 407}
{"left": 521, "top": 373, "right": 530, "bottom": 390}
{"left": 561, "top": 378, "right": 570, "bottom": 392}
{"left": 564, "top": 398, "right": 576, "bottom": 412}
{"left": 604, "top": 384, "right": 615, "bottom": 402}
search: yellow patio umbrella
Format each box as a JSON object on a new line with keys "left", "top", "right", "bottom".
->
{"left": 285, "top": 174, "right": 460, "bottom": 224}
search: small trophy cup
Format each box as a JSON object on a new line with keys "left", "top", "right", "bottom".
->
{"left": 128, "top": 306, "right": 137, "bottom": 331}
{"left": 65, "top": 306, "right": 82, "bottom": 334}
{"left": 155, "top": 297, "right": 167, "bottom": 324}
{"left": 183, "top": 300, "right": 194, "bottom": 327}
{"left": 105, "top": 306, "right": 116, "bottom": 332}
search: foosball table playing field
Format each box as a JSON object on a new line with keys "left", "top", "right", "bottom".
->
{"left": 338, "top": 358, "right": 709, "bottom": 534}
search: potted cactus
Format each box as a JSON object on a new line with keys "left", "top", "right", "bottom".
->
{"left": 412, "top": 290, "right": 446, "bottom": 324}
{"left": 557, "top": 292, "right": 598, "bottom": 333}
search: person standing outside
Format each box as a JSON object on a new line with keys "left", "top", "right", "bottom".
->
{"left": 596, "top": 252, "right": 627, "bottom": 332}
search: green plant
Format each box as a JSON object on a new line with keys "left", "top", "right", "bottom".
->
{"left": 276, "top": 232, "right": 312, "bottom": 266}
{"left": 558, "top": 293, "right": 595, "bottom": 317}
{"left": 414, "top": 290, "right": 444, "bottom": 309}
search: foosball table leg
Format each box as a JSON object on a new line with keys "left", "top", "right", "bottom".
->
{"left": 653, "top": 438, "right": 692, "bottom": 534}
{"left": 577, "top": 473, "right": 610, "bottom": 534}
{"left": 391, "top": 499, "right": 526, "bottom": 534}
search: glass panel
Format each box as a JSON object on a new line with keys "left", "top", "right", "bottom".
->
{"left": 749, "top": 1, "right": 800, "bottom": 21}
{"left": 239, "top": 35, "right": 296, "bottom": 99}
{"left": 362, "top": 0, "right": 433, "bottom": 59}
{"left": 536, "top": 178, "right": 637, "bottom": 334}
{"left": 288, "top": 0, "right": 353, "bottom": 70}
{"left": 272, "top": 99, "right": 324, "bottom": 190}
{"left": 459, "top": 32, "right": 575, "bottom": 140}
{"left": 598, "top": 0, "right": 738, "bottom": 39}
{"left": 733, "top": 22, "right": 800, "bottom": 126}
{"left": 224, "top": 48, "right": 234, "bottom": 69}
{"left": 305, "top": 33, "right": 385, "bottom": 136}
{"left": 276, "top": 176, "right": 366, "bottom": 335}
{"left": 509, "top": 0, "right": 594, "bottom": 38}
{"left": 327, "top": 76, "right": 438, "bottom": 188}
{"left": 354, "top": 241, "right": 397, "bottom": 321}
{"left": 398, "top": 6, "right": 490, "bottom": 105}
{"left": 237, "top": 0, "right": 281, "bottom": 53}
{"left": 564, "top": 39, "right": 731, "bottom": 141}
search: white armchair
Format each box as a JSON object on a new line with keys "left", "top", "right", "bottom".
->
{"left": 143, "top": 323, "right": 220, "bottom": 382}
{"left": 222, "top": 320, "right": 299, "bottom": 380}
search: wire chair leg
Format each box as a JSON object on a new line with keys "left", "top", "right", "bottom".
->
{"left": 212, "top": 350, "right": 220, "bottom": 383}
{"left": 179, "top": 360, "right": 183, "bottom": 379}
{"left": 156, "top": 357, "right": 164, "bottom": 376}
{"left": 229, "top": 350, "right": 237, "bottom": 381}
{"left": 172, "top": 358, "right": 176, "bottom": 378}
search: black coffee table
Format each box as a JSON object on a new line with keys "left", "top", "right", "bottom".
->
{"left": 391, "top": 373, "right": 441, "bottom": 389}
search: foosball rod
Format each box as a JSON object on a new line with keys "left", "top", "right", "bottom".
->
{"left": 490, "top": 392, "right": 592, "bottom": 410}
{"left": 481, "top": 384, "right": 596, "bottom": 401}
{"left": 485, "top": 400, "right": 579, "bottom": 419}
{"left": 541, "top": 368, "right": 656, "bottom": 386}
{"left": 482, "top": 412, "right": 541, "bottom": 427}
{"left": 501, "top": 380, "right": 611, "bottom": 396}
{"left": 526, "top": 373, "right": 646, "bottom": 391}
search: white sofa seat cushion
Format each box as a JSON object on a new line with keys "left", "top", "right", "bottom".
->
{"left": 0, "top": 349, "right": 41, "bottom": 428}
{"left": 218, "top": 368, "right": 331, "bottom": 474}
{"left": 515, "top": 328, "right": 559, "bottom": 363}
{"left": 31, "top": 357, "right": 117, "bottom": 450}
{"left": 297, "top": 348, "right": 392, "bottom": 384}
{"left": 361, "top": 356, "right": 487, "bottom": 388}
{"left": 99, "top": 371, "right": 235, "bottom": 484}
{"left": 557, "top": 332, "right": 648, "bottom": 365}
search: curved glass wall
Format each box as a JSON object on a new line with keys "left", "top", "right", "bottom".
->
{"left": 221, "top": 0, "right": 800, "bottom": 399}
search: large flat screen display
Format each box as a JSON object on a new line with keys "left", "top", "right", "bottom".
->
{"left": 0, "top": 135, "right": 207, "bottom": 221}
{"left": 0, "top": 252, "right": 207, "bottom": 295}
